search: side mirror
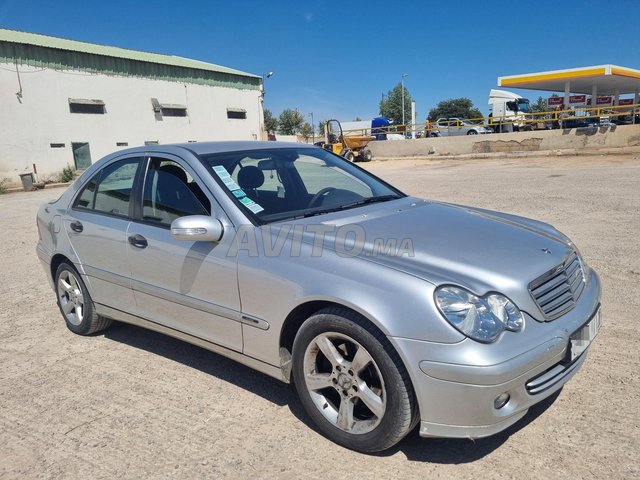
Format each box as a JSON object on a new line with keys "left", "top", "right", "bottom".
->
{"left": 170, "top": 215, "right": 224, "bottom": 242}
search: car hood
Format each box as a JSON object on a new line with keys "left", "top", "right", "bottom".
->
{"left": 286, "top": 198, "right": 575, "bottom": 318}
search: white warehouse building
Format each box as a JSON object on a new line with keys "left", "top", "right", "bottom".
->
{"left": 0, "top": 29, "right": 263, "bottom": 185}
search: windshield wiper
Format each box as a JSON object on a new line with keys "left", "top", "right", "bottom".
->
{"left": 301, "top": 195, "right": 400, "bottom": 218}
{"left": 340, "top": 195, "right": 400, "bottom": 209}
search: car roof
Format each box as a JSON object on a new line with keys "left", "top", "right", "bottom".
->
{"left": 114, "top": 141, "right": 311, "bottom": 158}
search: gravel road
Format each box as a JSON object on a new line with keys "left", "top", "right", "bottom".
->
{"left": 1, "top": 153, "right": 638, "bottom": 479}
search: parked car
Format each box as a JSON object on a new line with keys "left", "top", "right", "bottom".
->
{"left": 432, "top": 117, "right": 490, "bottom": 136}
{"left": 37, "top": 142, "right": 601, "bottom": 453}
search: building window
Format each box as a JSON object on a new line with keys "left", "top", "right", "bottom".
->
{"left": 227, "top": 108, "right": 247, "bottom": 119}
{"left": 69, "top": 98, "right": 106, "bottom": 114}
{"left": 116, "top": 142, "right": 129, "bottom": 147}
{"left": 50, "top": 143, "right": 65, "bottom": 148}
{"left": 151, "top": 98, "right": 187, "bottom": 120}
{"left": 162, "top": 105, "right": 187, "bottom": 117}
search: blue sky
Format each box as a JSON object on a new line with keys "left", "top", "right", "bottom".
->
{"left": 2, "top": 0, "right": 639, "bottom": 124}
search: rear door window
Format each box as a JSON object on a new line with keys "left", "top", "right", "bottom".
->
{"left": 73, "top": 158, "right": 142, "bottom": 217}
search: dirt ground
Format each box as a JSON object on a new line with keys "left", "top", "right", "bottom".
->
{"left": 1, "top": 153, "right": 638, "bottom": 479}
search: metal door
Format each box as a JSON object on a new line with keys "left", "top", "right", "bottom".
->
{"left": 72, "top": 142, "right": 92, "bottom": 169}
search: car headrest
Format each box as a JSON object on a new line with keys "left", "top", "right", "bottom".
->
{"left": 237, "top": 166, "right": 265, "bottom": 190}
{"left": 158, "top": 164, "right": 188, "bottom": 184}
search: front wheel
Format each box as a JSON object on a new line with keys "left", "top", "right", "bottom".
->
{"left": 467, "top": 130, "right": 478, "bottom": 135}
{"left": 55, "top": 261, "right": 112, "bottom": 335}
{"left": 343, "top": 150, "right": 355, "bottom": 162}
{"left": 292, "top": 307, "right": 418, "bottom": 452}
{"left": 360, "top": 148, "right": 373, "bottom": 162}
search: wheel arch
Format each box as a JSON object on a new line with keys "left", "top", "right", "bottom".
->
{"left": 278, "top": 299, "right": 398, "bottom": 382}
{"left": 50, "top": 253, "right": 73, "bottom": 282}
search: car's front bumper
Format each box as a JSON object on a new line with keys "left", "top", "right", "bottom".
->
{"left": 390, "top": 271, "right": 601, "bottom": 439}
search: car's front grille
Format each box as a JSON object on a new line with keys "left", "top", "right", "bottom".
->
{"left": 525, "top": 356, "right": 584, "bottom": 395}
{"left": 529, "top": 251, "right": 585, "bottom": 320}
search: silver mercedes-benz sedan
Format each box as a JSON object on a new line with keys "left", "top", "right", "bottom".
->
{"left": 36, "top": 142, "right": 601, "bottom": 452}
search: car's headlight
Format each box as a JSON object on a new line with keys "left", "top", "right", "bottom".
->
{"left": 434, "top": 286, "right": 524, "bottom": 343}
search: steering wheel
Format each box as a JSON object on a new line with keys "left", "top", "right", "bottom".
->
{"left": 308, "top": 187, "right": 337, "bottom": 208}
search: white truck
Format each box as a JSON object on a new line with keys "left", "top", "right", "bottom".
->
{"left": 488, "top": 89, "right": 532, "bottom": 132}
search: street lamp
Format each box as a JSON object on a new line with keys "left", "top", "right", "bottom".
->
{"left": 308, "top": 112, "right": 315, "bottom": 144}
{"left": 401, "top": 73, "right": 409, "bottom": 128}
{"left": 260, "top": 72, "right": 274, "bottom": 141}
{"left": 262, "top": 71, "right": 273, "bottom": 97}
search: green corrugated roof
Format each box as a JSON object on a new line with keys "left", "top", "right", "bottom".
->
{"left": 0, "top": 28, "right": 259, "bottom": 79}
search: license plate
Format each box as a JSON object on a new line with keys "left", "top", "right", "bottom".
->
{"left": 569, "top": 308, "right": 602, "bottom": 362}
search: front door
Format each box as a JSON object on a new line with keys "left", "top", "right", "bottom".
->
{"left": 127, "top": 154, "right": 242, "bottom": 352}
{"left": 72, "top": 142, "right": 92, "bottom": 169}
{"left": 449, "top": 119, "right": 463, "bottom": 136}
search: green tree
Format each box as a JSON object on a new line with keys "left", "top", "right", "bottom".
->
{"left": 318, "top": 120, "right": 327, "bottom": 137}
{"left": 300, "top": 122, "right": 314, "bottom": 141}
{"left": 428, "top": 98, "right": 483, "bottom": 122}
{"left": 277, "top": 108, "right": 306, "bottom": 135}
{"left": 263, "top": 108, "right": 278, "bottom": 133}
{"left": 379, "top": 83, "right": 413, "bottom": 125}
{"left": 531, "top": 96, "right": 548, "bottom": 113}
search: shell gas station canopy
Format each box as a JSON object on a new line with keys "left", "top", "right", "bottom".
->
{"left": 498, "top": 65, "right": 640, "bottom": 106}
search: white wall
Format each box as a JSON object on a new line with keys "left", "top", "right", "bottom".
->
{"left": 0, "top": 63, "right": 262, "bottom": 183}
{"left": 368, "top": 124, "right": 640, "bottom": 158}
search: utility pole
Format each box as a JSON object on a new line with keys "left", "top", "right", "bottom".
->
{"left": 401, "top": 73, "right": 409, "bottom": 128}
{"left": 309, "top": 112, "right": 315, "bottom": 144}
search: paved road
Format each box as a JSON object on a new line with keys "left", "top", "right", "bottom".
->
{"left": 1, "top": 154, "right": 638, "bottom": 479}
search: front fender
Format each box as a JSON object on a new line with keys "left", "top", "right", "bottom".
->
{"left": 237, "top": 230, "right": 464, "bottom": 367}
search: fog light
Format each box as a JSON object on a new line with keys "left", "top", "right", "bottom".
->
{"left": 494, "top": 393, "right": 510, "bottom": 409}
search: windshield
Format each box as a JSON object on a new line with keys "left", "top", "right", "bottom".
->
{"left": 199, "top": 147, "right": 404, "bottom": 224}
{"left": 517, "top": 100, "right": 531, "bottom": 113}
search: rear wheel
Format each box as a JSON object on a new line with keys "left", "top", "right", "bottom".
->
{"left": 467, "top": 130, "right": 478, "bottom": 135}
{"left": 55, "top": 261, "right": 112, "bottom": 335}
{"left": 292, "top": 307, "right": 417, "bottom": 452}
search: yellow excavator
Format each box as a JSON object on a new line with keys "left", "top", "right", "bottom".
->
{"left": 319, "top": 119, "right": 374, "bottom": 162}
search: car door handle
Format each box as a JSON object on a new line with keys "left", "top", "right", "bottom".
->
{"left": 70, "top": 221, "right": 83, "bottom": 233}
{"left": 128, "top": 234, "right": 148, "bottom": 249}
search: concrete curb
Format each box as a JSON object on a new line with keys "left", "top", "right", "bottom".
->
{"left": 2, "top": 182, "right": 70, "bottom": 195}
{"left": 370, "top": 146, "right": 640, "bottom": 162}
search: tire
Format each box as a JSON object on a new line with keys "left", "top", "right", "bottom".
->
{"left": 360, "top": 149, "right": 373, "bottom": 162}
{"left": 467, "top": 130, "right": 478, "bottom": 135}
{"left": 343, "top": 150, "right": 355, "bottom": 162}
{"left": 55, "top": 261, "right": 112, "bottom": 335}
{"left": 292, "top": 307, "right": 418, "bottom": 452}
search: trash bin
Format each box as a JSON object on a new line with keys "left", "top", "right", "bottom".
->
{"left": 19, "top": 173, "right": 34, "bottom": 191}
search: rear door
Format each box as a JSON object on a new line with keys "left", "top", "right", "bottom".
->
{"left": 66, "top": 156, "right": 143, "bottom": 311}
{"left": 127, "top": 154, "right": 242, "bottom": 351}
